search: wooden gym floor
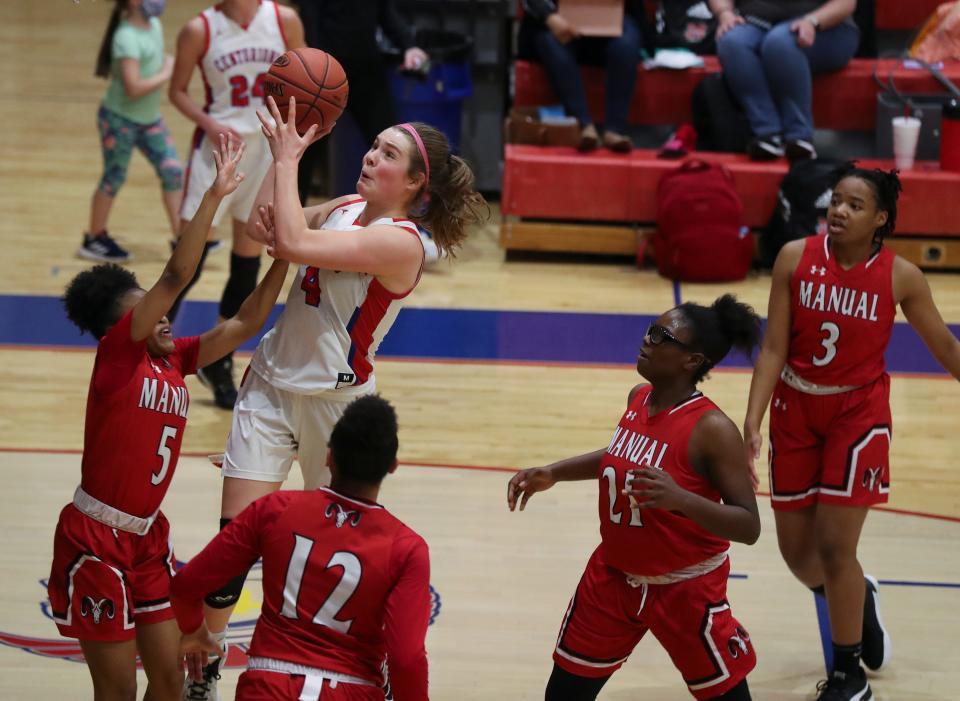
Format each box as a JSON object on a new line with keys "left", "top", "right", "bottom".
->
{"left": 0, "top": 2, "right": 958, "bottom": 699}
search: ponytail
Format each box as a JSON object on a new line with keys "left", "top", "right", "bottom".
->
{"left": 397, "top": 122, "right": 488, "bottom": 256}
{"left": 95, "top": 1, "right": 128, "bottom": 78}
{"left": 677, "top": 294, "right": 762, "bottom": 383}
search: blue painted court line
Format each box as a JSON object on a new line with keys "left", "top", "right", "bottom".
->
{"left": 672, "top": 280, "right": 682, "bottom": 307}
{"left": 0, "top": 293, "right": 955, "bottom": 374}
{"left": 878, "top": 579, "right": 960, "bottom": 589}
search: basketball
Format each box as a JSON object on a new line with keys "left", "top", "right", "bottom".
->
{"left": 263, "top": 48, "right": 349, "bottom": 136}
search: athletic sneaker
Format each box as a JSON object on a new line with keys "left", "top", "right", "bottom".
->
{"left": 815, "top": 669, "right": 873, "bottom": 700}
{"left": 197, "top": 355, "right": 238, "bottom": 410}
{"left": 182, "top": 645, "right": 226, "bottom": 701}
{"left": 786, "top": 139, "right": 817, "bottom": 162}
{"left": 862, "top": 575, "right": 891, "bottom": 671}
{"left": 746, "top": 135, "right": 785, "bottom": 161}
{"left": 77, "top": 232, "right": 131, "bottom": 263}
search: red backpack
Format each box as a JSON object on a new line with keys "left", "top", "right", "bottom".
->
{"left": 645, "top": 160, "right": 753, "bottom": 282}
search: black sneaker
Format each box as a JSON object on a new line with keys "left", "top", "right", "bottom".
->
{"left": 815, "top": 669, "right": 873, "bottom": 701}
{"left": 786, "top": 139, "right": 817, "bottom": 162}
{"left": 182, "top": 643, "right": 226, "bottom": 700}
{"left": 197, "top": 356, "right": 238, "bottom": 410}
{"left": 78, "top": 232, "right": 131, "bottom": 263}
{"left": 862, "top": 575, "right": 891, "bottom": 671}
{"left": 747, "top": 135, "right": 785, "bottom": 161}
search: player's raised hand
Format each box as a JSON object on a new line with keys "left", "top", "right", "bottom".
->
{"left": 179, "top": 621, "right": 225, "bottom": 681}
{"left": 507, "top": 467, "right": 556, "bottom": 512}
{"left": 257, "top": 95, "right": 320, "bottom": 165}
{"left": 623, "top": 467, "right": 690, "bottom": 511}
{"left": 252, "top": 202, "right": 277, "bottom": 249}
{"left": 209, "top": 133, "right": 246, "bottom": 199}
{"left": 742, "top": 424, "right": 762, "bottom": 492}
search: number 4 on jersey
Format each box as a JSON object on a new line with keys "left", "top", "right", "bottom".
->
{"left": 301, "top": 266, "right": 322, "bottom": 306}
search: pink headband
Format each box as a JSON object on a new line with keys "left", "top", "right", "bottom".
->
{"left": 398, "top": 123, "right": 430, "bottom": 187}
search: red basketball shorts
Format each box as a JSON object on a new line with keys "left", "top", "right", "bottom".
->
{"left": 236, "top": 670, "right": 383, "bottom": 701}
{"left": 769, "top": 374, "right": 892, "bottom": 511}
{"left": 553, "top": 547, "right": 755, "bottom": 700}
{"left": 47, "top": 504, "right": 176, "bottom": 642}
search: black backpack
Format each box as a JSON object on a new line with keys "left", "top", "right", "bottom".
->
{"left": 655, "top": 1, "right": 717, "bottom": 55}
{"left": 691, "top": 73, "right": 751, "bottom": 152}
{"left": 760, "top": 159, "right": 850, "bottom": 268}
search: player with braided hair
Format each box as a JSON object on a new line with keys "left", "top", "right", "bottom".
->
{"left": 745, "top": 167, "right": 960, "bottom": 700}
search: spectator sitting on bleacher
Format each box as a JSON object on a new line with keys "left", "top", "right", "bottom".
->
{"left": 518, "top": 1, "right": 644, "bottom": 152}
{"left": 709, "top": 0, "right": 859, "bottom": 162}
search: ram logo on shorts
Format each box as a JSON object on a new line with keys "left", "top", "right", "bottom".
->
{"left": 79, "top": 597, "right": 115, "bottom": 625}
{"left": 862, "top": 466, "right": 883, "bottom": 492}
{"left": 726, "top": 626, "right": 751, "bottom": 659}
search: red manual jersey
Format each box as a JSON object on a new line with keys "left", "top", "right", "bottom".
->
{"left": 81, "top": 310, "right": 200, "bottom": 518}
{"left": 787, "top": 235, "right": 895, "bottom": 387}
{"left": 171, "top": 488, "right": 431, "bottom": 700}
{"left": 598, "top": 386, "right": 729, "bottom": 577}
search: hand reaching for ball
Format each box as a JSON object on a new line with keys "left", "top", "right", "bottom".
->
{"left": 257, "top": 96, "right": 327, "bottom": 165}
{"left": 208, "top": 134, "right": 246, "bottom": 199}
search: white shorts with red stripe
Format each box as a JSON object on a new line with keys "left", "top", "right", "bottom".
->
{"left": 222, "top": 369, "right": 375, "bottom": 489}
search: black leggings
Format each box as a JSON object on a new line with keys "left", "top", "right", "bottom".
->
{"left": 544, "top": 665, "right": 751, "bottom": 701}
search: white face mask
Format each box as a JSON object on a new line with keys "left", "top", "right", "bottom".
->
{"left": 140, "top": 0, "right": 166, "bottom": 19}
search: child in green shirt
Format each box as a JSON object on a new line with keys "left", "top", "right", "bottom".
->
{"left": 81, "top": 0, "right": 183, "bottom": 263}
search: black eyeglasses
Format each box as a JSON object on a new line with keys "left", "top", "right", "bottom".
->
{"left": 646, "top": 323, "right": 691, "bottom": 349}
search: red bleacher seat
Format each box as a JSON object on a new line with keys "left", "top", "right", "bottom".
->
{"left": 876, "top": 0, "right": 942, "bottom": 31}
{"left": 513, "top": 59, "right": 960, "bottom": 131}
{"left": 502, "top": 144, "right": 960, "bottom": 236}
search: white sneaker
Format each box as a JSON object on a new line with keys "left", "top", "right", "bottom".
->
{"left": 182, "top": 642, "right": 226, "bottom": 701}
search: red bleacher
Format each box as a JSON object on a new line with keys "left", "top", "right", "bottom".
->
{"left": 876, "top": 0, "right": 942, "bottom": 31}
{"left": 502, "top": 144, "right": 960, "bottom": 235}
{"left": 504, "top": 3, "right": 960, "bottom": 266}
{"left": 514, "top": 59, "right": 960, "bottom": 131}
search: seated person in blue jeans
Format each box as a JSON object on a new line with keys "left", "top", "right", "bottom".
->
{"left": 519, "top": 1, "right": 644, "bottom": 152}
{"left": 709, "top": 0, "right": 858, "bottom": 161}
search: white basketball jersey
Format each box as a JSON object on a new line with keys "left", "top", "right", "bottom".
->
{"left": 250, "top": 200, "right": 423, "bottom": 395}
{"left": 198, "top": 1, "right": 287, "bottom": 134}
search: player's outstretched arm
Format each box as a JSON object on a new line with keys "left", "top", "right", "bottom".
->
{"left": 195, "top": 256, "right": 289, "bottom": 369}
{"left": 243, "top": 164, "right": 354, "bottom": 245}
{"left": 625, "top": 412, "right": 760, "bottom": 544}
{"left": 383, "top": 537, "right": 431, "bottom": 701}
{"left": 507, "top": 449, "right": 606, "bottom": 512}
{"left": 170, "top": 499, "right": 267, "bottom": 678}
{"left": 130, "top": 135, "right": 245, "bottom": 342}
{"left": 896, "top": 257, "right": 960, "bottom": 380}
{"left": 742, "top": 240, "right": 801, "bottom": 487}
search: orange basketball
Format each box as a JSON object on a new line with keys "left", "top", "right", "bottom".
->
{"left": 263, "top": 48, "right": 349, "bottom": 136}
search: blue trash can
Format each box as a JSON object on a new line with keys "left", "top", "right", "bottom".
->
{"left": 330, "top": 29, "right": 473, "bottom": 196}
{"left": 390, "top": 29, "right": 473, "bottom": 153}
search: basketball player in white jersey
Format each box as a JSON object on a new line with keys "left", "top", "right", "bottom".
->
{"left": 168, "top": 0, "right": 306, "bottom": 410}
{"left": 181, "top": 97, "right": 486, "bottom": 700}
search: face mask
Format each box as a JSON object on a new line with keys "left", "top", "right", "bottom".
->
{"left": 140, "top": 0, "right": 166, "bottom": 19}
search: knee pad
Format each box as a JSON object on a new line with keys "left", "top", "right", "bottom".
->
{"left": 712, "top": 679, "right": 751, "bottom": 701}
{"left": 203, "top": 518, "right": 250, "bottom": 609}
{"left": 219, "top": 254, "right": 261, "bottom": 318}
{"left": 544, "top": 665, "right": 610, "bottom": 701}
